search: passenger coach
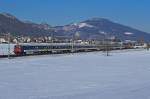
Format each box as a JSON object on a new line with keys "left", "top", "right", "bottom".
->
{"left": 14, "top": 43, "right": 99, "bottom": 56}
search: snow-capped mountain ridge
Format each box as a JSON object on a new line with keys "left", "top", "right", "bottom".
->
{"left": 78, "top": 23, "right": 94, "bottom": 28}
{"left": 1, "top": 12, "right": 16, "bottom": 19}
{"left": 0, "top": 12, "right": 150, "bottom": 41}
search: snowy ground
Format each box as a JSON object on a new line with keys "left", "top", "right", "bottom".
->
{"left": 0, "top": 50, "right": 150, "bottom": 99}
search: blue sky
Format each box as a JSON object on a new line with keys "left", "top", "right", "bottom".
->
{"left": 0, "top": 0, "right": 150, "bottom": 32}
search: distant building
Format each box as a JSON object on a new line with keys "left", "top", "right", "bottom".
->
{"left": 0, "top": 38, "right": 6, "bottom": 43}
{"left": 13, "top": 39, "right": 18, "bottom": 43}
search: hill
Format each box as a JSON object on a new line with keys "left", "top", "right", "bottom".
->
{"left": 0, "top": 13, "right": 150, "bottom": 41}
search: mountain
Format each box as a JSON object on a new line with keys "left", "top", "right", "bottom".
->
{"left": 0, "top": 13, "right": 54, "bottom": 37}
{"left": 0, "top": 13, "right": 150, "bottom": 42}
{"left": 54, "top": 18, "right": 150, "bottom": 41}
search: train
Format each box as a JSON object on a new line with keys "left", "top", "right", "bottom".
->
{"left": 14, "top": 43, "right": 124, "bottom": 56}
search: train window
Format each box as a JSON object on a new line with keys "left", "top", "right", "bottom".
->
{"left": 36, "top": 46, "right": 38, "bottom": 49}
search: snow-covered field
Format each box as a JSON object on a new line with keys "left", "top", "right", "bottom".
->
{"left": 0, "top": 50, "right": 150, "bottom": 99}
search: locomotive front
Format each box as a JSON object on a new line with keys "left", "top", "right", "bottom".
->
{"left": 14, "top": 45, "right": 23, "bottom": 55}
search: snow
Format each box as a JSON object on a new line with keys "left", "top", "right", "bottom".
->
{"left": 99, "top": 31, "right": 106, "bottom": 34}
{"left": 0, "top": 44, "right": 15, "bottom": 55}
{"left": 78, "top": 23, "right": 93, "bottom": 28}
{"left": 124, "top": 32, "right": 134, "bottom": 35}
{"left": 0, "top": 50, "right": 150, "bottom": 99}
